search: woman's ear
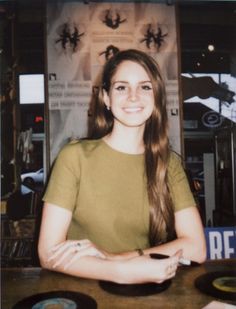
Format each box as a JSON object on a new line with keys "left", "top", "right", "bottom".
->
{"left": 103, "top": 90, "right": 111, "bottom": 110}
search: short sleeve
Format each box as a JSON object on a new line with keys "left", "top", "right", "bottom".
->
{"left": 168, "top": 152, "right": 196, "bottom": 212}
{"left": 43, "top": 142, "right": 80, "bottom": 211}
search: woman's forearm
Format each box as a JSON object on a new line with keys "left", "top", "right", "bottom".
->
{"left": 41, "top": 254, "right": 124, "bottom": 283}
{"left": 39, "top": 247, "right": 181, "bottom": 284}
{"left": 108, "top": 234, "right": 206, "bottom": 263}
{"left": 143, "top": 236, "right": 206, "bottom": 263}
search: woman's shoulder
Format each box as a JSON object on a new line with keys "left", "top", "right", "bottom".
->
{"left": 167, "top": 151, "right": 185, "bottom": 176}
{"left": 58, "top": 138, "right": 103, "bottom": 158}
{"left": 169, "top": 150, "right": 182, "bottom": 166}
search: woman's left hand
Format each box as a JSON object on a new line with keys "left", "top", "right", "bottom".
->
{"left": 47, "top": 239, "right": 107, "bottom": 269}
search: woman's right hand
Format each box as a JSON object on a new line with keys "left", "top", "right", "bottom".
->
{"left": 117, "top": 250, "right": 182, "bottom": 284}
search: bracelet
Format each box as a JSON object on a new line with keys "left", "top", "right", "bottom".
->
{"left": 136, "top": 248, "right": 144, "bottom": 256}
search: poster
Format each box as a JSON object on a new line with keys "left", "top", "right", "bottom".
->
{"left": 205, "top": 227, "right": 236, "bottom": 260}
{"left": 47, "top": 2, "right": 181, "bottom": 163}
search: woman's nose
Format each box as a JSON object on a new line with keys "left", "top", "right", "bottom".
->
{"left": 128, "top": 87, "right": 139, "bottom": 101}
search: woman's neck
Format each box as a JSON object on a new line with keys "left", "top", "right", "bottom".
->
{"left": 103, "top": 126, "right": 145, "bottom": 154}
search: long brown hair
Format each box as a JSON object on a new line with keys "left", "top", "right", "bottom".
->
{"left": 90, "top": 49, "right": 175, "bottom": 245}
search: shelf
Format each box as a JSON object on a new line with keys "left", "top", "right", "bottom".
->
{"left": 1, "top": 239, "right": 34, "bottom": 259}
{"left": 1, "top": 214, "right": 40, "bottom": 267}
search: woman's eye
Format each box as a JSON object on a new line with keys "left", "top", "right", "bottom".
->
{"left": 115, "top": 85, "right": 126, "bottom": 91}
{"left": 141, "top": 84, "right": 152, "bottom": 91}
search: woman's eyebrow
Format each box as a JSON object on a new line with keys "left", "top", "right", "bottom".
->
{"left": 112, "top": 80, "right": 152, "bottom": 85}
{"left": 112, "top": 81, "right": 128, "bottom": 85}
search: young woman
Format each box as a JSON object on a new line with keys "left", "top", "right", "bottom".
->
{"left": 38, "top": 49, "right": 206, "bottom": 284}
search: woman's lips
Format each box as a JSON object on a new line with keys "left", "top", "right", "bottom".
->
{"left": 123, "top": 107, "right": 143, "bottom": 113}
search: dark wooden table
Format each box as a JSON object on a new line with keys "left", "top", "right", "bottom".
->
{"left": 2, "top": 259, "right": 236, "bottom": 309}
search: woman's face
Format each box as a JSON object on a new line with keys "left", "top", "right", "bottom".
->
{"left": 103, "top": 60, "right": 155, "bottom": 131}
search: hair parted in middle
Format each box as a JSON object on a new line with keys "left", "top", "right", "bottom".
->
{"left": 90, "top": 49, "right": 175, "bottom": 245}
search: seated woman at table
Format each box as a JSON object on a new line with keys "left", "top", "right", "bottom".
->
{"left": 38, "top": 49, "right": 206, "bottom": 284}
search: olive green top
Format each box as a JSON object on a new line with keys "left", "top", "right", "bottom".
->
{"left": 43, "top": 139, "right": 196, "bottom": 253}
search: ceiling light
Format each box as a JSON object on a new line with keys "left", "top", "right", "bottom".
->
{"left": 208, "top": 44, "right": 215, "bottom": 52}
